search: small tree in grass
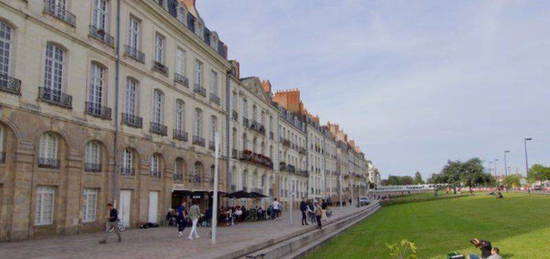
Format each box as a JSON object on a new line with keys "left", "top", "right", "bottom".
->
{"left": 386, "top": 240, "right": 417, "bottom": 259}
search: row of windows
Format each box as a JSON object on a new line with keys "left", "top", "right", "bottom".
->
{"left": 36, "top": 185, "right": 99, "bottom": 226}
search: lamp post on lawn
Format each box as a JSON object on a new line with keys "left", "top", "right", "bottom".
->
{"left": 524, "top": 138, "right": 533, "bottom": 177}
{"left": 504, "top": 151, "right": 510, "bottom": 177}
{"left": 494, "top": 159, "right": 499, "bottom": 187}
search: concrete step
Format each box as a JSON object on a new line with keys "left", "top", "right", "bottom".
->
{"left": 238, "top": 203, "right": 381, "bottom": 259}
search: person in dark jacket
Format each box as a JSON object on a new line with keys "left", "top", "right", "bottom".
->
{"left": 470, "top": 238, "right": 493, "bottom": 259}
{"left": 99, "top": 203, "right": 121, "bottom": 244}
{"left": 176, "top": 201, "right": 187, "bottom": 238}
{"left": 300, "top": 199, "right": 309, "bottom": 225}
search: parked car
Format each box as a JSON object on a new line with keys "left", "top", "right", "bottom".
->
{"left": 358, "top": 197, "right": 370, "bottom": 206}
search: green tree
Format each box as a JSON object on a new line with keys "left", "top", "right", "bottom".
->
{"left": 502, "top": 174, "right": 521, "bottom": 188}
{"left": 386, "top": 240, "right": 417, "bottom": 259}
{"left": 527, "top": 164, "right": 550, "bottom": 183}
{"left": 436, "top": 158, "right": 494, "bottom": 194}
{"left": 414, "top": 171, "right": 424, "bottom": 184}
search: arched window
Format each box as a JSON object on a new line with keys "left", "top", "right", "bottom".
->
{"left": 38, "top": 133, "right": 59, "bottom": 168}
{"left": 175, "top": 99, "right": 185, "bottom": 131}
{"left": 87, "top": 62, "right": 106, "bottom": 115}
{"left": 261, "top": 174, "right": 266, "bottom": 189}
{"left": 174, "top": 158, "right": 185, "bottom": 183}
{"left": 44, "top": 43, "right": 65, "bottom": 94}
{"left": 193, "top": 108, "right": 203, "bottom": 137}
{"left": 125, "top": 78, "right": 139, "bottom": 116}
{"left": 192, "top": 162, "right": 203, "bottom": 184}
{"left": 252, "top": 171, "right": 258, "bottom": 189}
{"left": 210, "top": 115, "right": 217, "bottom": 141}
{"left": 121, "top": 148, "right": 135, "bottom": 176}
{"left": 150, "top": 153, "right": 161, "bottom": 177}
{"left": 242, "top": 133, "right": 247, "bottom": 150}
{"left": 152, "top": 89, "right": 164, "bottom": 124}
{"left": 85, "top": 141, "right": 102, "bottom": 172}
{"left": 0, "top": 21, "right": 13, "bottom": 83}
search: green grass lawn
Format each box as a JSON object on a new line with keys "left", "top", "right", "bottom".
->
{"left": 307, "top": 193, "right": 550, "bottom": 259}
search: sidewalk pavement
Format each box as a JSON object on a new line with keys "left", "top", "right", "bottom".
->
{"left": 0, "top": 205, "right": 368, "bottom": 259}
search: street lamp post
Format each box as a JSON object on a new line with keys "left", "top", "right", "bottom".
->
{"left": 494, "top": 159, "right": 499, "bottom": 187}
{"left": 504, "top": 151, "right": 510, "bottom": 177}
{"left": 524, "top": 138, "right": 533, "bottom": 177}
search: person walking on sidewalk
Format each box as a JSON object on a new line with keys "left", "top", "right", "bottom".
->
{"left": 300, "top": 198, "right": 309, "bottom": 225}
{"left": 188, "top": 202, "right": 201, "bottom": 240}
{"left": 314, "top": 202, "right": 323, "bottom": 229}
{"left": 272, "top": 198, "right": 281, "bottom": 220}
{"left": 99, "top": 203, "right": 121, "bottom": 244}
{"left": 176, "top": 201, "right": 187, "bottom": 238}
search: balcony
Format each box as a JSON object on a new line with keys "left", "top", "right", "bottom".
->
{"left": 0, "top": 74, "right": 21, "bottom": 95}
{"left": 192, "top": 135, "right": 205, "bottom": 147}
{"left": 88, "top": 25, "right": 114, "bottom": 47}
{"left": 152, "top": 61, "right": 168, "bottom": 76}
{"left": 85, "top": 102, "right": 112, "bottom": 120}
{"left": 298, "top": 147, "right": 307, "bottom": 155}
{"left": 280, "top": 138, "right": 291, "bottom": 148}
{"left": 232, "top": 110, "right": 238, "bottom": 121}
{"left": 0, "top": 152, "right": 5, "bottom": 164}
{"left": 240, "top": 150, "right": 273, "bottom": 169}
{"left": 209, "top": 94, "right": 220, "bottom": 105}
{"left": 173, "top": 129, "right": 188, "bottom": 142}
{"left": 120, "top": 167, "right": 135, "bottom": 176}
{"left": 38, "top": 158, "right": 60, "bottom": 169}
{"left": 38, "top": 87, "right": 72, "bottom": 109}
{"left": 124, "top": 45, "right": 145, "bottom": 63}
{"left": 250, "top": 121, "right": 265, "bottom": 135}
{"left": 84, "top": 163, "right": 102, "bottom": 172}
{"left": 209, "top": 141, "right": 215, "bottom": 151}
{"left": 174, "top": 73, "right": 189, "bottom": 87}
{"left": 43, "top": 0, "right": 76, "bottom": 27}
{"left": 150, "top": 122, "right": 167, "bottom": 136}
{"left": 193, "top": 84, "right": 206, "bottom": 97}
{"left": 243, "top": 118, "right": 249, "bottom": 128}
{"left": 173, "top": 173, "right": 184, "bottom": 183}
{"left": 231, "top": 149, "right": 238, "bottom": 159}
{"left": 122, "top": 113, "right": 143, "bottom": 128}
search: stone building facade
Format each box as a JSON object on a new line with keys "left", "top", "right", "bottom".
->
{"left": 0, "top": 0, "right": 375, "bottom": 241}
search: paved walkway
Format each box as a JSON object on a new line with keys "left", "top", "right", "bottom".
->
{"left": 0, "top": 206, "right": 368, "bottom": 259}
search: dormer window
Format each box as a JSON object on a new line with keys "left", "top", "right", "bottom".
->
{"left": 177, "top": 6, "right": 186, "bottom": 24}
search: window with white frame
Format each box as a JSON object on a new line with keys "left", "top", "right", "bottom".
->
{"left": 89, "top": 63, "right": 105, "bottom": 106}
{"left": 0, "top": 21, "right": 13, "bottom": 79}
{"left": 39, "top": 133, "right": 58, "bottom": 160}
{"left": 127, "top": 16, "right": 140, "bottom": 50}
{"left": 232, "top": 92, "right": 238, "bottom": 112}
{"left": 194, "top": 60, "right": 203, "bottom": 87}
{"left": 82, "top": 188, "right": 98, "bottom": 222}
{"left": 152, "top": 90, "right": 164, "bottom": 124}
{"left": 92, "top": 0, "right": 108, "bottom": 31}
{"left": 125, "top": 78, "right": 138, "bottom": 115}
{"left": 242, "top": 98, "right": 248, "bottom": 118}
{"left": 35, "top": 186, "right": 55, "bottom": 226}
{"left": 177, "top": 6, "right": 186, "bottom": 24}
{"left": 85, "top": 141, "right": 101, "bottom": 166}
{"left": 122, "top": 148, "right": 133, "bottom": 170}
{"left": 150, "top": 154, "right": 161, "bottom": 177}
{"left": 175, "top": 99, "right": 185, "bottom": 131}
{"left": 44, "top": 43, "right": 65, "bottom": 92}
{"left": 154, "top": 33, "right": 165, "bottom": 64}
{"left": 175, "top": 48, "right": 186, "bottom": 76}
{"left": 210, "top": 70, "right": 218, "bottom": 95}
{"left": 252, "top": 105, "right": 257, "bottom": 122}
{"left": 193, "top": 108, "right": 203, "bottom": 137}
{"left": 210, "top": 116, "right": 217, "bottom": 141}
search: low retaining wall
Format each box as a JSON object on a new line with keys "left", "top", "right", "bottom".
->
{"left": 239, "top": 203, "right": 381, "bottom": 259}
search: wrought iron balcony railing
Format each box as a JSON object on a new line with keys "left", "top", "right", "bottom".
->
{"left": 84, "top": 163, "right": 102, "bottom": 172}
{"left": 120, "top": 167, "right": 135, "bottom": 176}
{"left": 173, "top": 129, "right": 188, "bottom": 141}
{"left": 150, "top": 122, "right": 167, "bottom": 136}
{"left": 152, "top": 61, "right": 168, "bottom": 75}
{"left": 243, "top": 117, "right": 249, "bottom": 127}
{"left": 150, "top": 169, "right": 161, "bottom": 178}
{"left": 232, "top": 110, "right": 238, "bottom": 121}
{"left": 122, "top": 113, "right": 143, "bottom": 128}
{"left": 88, "top": 25, "right": 114, "bottom": 47}
{"left": 43, "top": 0, "right": 76, "bottom": 27}
{"left": 192, "top": 135, "right": 205, "bottom": 147}
{"left": 193, "top": 84, "right": 206, "bottom": 97}
{"left": 124, "top": 45, "right": 145, "bottom": 63}
{"left": 38, "top": 157, "right": 60, "bottom": 169}
{"left": 209, "top": 94, "right": 220, "bottom": 105}
{"left": 38, "top": 87, "right": 72, "bottom": 109}
{"left": 173, "top": 173, "right": 184, "bottom": 182}
{"left": 0, "top": 74, "right": 21, "bottom": 95}
{"left": 85, "top": 102, "right": 112, "bottom": 120}
{"left": 174, "top": 73, "right": 189, "bottom": 87}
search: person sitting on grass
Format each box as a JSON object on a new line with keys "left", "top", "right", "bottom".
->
{"left": 486, "top": 247, "right": 502, "bottom": 259}
{"left": 469, "top": 238, "right": 492, "bottom": 259}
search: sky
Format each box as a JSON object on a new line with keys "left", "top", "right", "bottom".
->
{"left": 196, "top": 0, "right": 550, "bottom": 180}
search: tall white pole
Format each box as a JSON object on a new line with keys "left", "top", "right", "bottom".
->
{"left": 289, "top": 192, "right": 293, "bottom": 225}
{"left": 339, "top": 174, "right": 342, "bottom": 208}
{"left": 211, "top": 132, "right": 220, "bottom": 244}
